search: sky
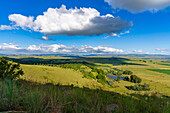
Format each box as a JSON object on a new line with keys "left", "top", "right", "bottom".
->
{"left": 0, "top": 0, "right": 170, "bottom": 55}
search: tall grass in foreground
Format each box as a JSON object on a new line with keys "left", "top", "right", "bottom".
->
{"left": 0, "top": 79, "right": 169, "bottom": 113}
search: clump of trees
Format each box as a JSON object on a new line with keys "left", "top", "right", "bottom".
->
{"left": 125, "top": 75, "right": 142, "bottom": 83}
{"left": 123, "top": 70, "right": 133, "bottom": 75}
{"left": 96, "top": 74, "right": 106, "bottom": 83}
{"left": 130, "top": 75, "right": 142, "bottom": 83}
{"left": 88, "top": 65, "right": 106, "bottom": 83}
{"left": 57, "top": 63, "right": 107, "bottom": 84}
{"left": 126, "top": 84, "right": 150, "bottom": 91}
{"left": 107, "top": 68, "right": 124, "bottom": 76}
{"left": 0, "top": 56, "right": 24, "bottom": 80}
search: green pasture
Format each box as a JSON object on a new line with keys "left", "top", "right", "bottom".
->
{"left": 21, "top": 64, "right": 102, "bottom": 89}
{"left": 148, "top": 69, "right": 170, "bottom": 75}
{"left": 5, "top": 55, "right": 170, "bottom": 96}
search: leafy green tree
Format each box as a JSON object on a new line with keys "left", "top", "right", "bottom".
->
{"left": 96, "top": 74, "right": 106, "bottom": 83}
{"left": 88, "top": 72, "right": 96, "bottom": 79}
{"left": 130, "top": 75, "right": 142, "bottom": 83}
{"left": 125, "top": 76, "right": 130, "bottom": 81}
{"left": 123, "top": 70, "right": 133, "bottom": 75}
{"left": 0, "top": 56, "right": 24, "bottom": 80}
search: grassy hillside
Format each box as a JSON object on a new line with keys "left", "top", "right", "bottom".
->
{"left": 1, "top": 55, "right": 170, "bottom": 112}
{"left": 111, "top": 59, "right": 170, "bottom": 95}
{"left": 0, "top": 79, "right": 169, "bottom": 113}
{"left": 21, "top": 64, "right": 102, "bottom": 89}
{"left": 5, "top": 55, "right": 170, "bottom": 96}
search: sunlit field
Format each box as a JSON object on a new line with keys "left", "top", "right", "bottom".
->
{"left": 1, "top": 55, "right": 170, "bottom": 112}
{"left": 7, "top": 55, "right": 170, "bottom": 96}
{"left": 21, "top": 64, "right": 102, "bottom": 89}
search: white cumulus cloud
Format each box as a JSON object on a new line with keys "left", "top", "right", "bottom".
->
{"left": 9, "top": 14, "right": 34, "bottom": 30}
{"left": 105, "top": 0, "right": 170, "bottom": 13}
{"left": 0, "top": 25, "right": 14, "bottom": 30}
{"left": 133, "top": 50, "right": 143, "bottom": 53}
{"left": 0, "top": 43, "right": 21, "bottom": 50}
{"left": 2, "top": 5, "right": 132, "bottom": 36}
{"left": 78, "top": 45, "right": 123, "bottom": 53}
{"left": 0, "top": 43, "right": 124, "bottom": 54}
{"left": 33, "top": 36, "right": 52, "bottom": 40}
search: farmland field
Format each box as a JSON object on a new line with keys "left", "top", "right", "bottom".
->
{"left": 148, "top": 69, "right": 170, "bottom": 75}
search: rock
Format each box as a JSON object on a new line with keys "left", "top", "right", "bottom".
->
{"left": 106, "top": 104, "right": 119, "bottom": 113}
{"left": 2, "top": 98, "right": 8, "bottom": 101}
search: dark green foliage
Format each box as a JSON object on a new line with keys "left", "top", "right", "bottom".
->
{"left": 58, "top": 63, "right": 106, "bottom": 83}
{"left": 88, "top": 72, "right": 96, "bottom": 79}
{"left": 108, "top": 68, "right": 124, "bottom": 76}
{"left": 96, "top": 74, "right": 106, "bottom": 83}
{"left": 123, "top": 70, "right": 133, "bottom": 75}
{"left": 116, "top": 70, "right": 123, "bottom": 76}
{"left": 58, "top": 63, "right": 82, "bottom": 71}
{"left": 126, "top": 84, "right": 150, "bottom": 91}
{"left": 148, "top": 69, "right": 170, "bottom": 75}
{"left": 159, "top": 63, "right": 170, "bottom": 66}
{"left": 143, "top": 60, "right": 147, "bottom": 63}
{"left": 124, "top": 75, "right": 142, "bottom": 83}
{"left": 116, "top": 76, "right": 121, "bottom": 81}
{"left": 124, "top": 76, "right": 130, "bottom": 81}
{"left": 0, "top": 56, "right": 24, "bottom": 80}
{"left": 130, "top": 75, "right": 142, "bottom": 83}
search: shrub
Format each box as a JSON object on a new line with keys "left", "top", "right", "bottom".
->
{"left": 88, "top": 72, "right": 96, "bottom": 79}
{"left": 0, "top": 56, "right": 24, "bottom": 80}
{"left": 123, "top": 70, "right": 133, "bottom": 75}
{"left": 117, "top": 70, "right": 123, "bottom": 76}
{"left": 96, "top": 74, "right": 106, "bottom": 83}
{"left": 124, "top": 76, "right": 130, "bottom": 81}
{"left": 126, "top": 84, "right": 150, "bottom": 91}
{"left": 116, "top": 76, "right": 121, "bottom": 81}
{"left": 107, "top": 80, "right": 114, "bottom": 86}
{"left": 130, "top": 75, "right": 142, "bottom": 83}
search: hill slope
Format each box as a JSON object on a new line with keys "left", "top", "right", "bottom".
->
{"left": 21, "top": 64, "right": 102, "bottom": 89}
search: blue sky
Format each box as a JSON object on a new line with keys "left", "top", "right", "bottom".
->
{"left": 0, "top": 0, "right": 170, "bottom": 54}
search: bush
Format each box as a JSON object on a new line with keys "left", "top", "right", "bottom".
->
{"left": 107, "top": 80, "right": 114, "bottom": 86}
{"left": 124, "top": 75, "right": 142, "bottom": 83}
{"left": 126, "top": 84, "right": 150, "bottom": 91}
{"left": 0, "top": 56, "right": 24, "bottom": 80}
{"left": 96, "top": 74, "right": 106, "bottom": 83}
{"left": 116, "top": 76, "right": 121, "bottom": 81}
{"left": 117, "top": 70, "right": 123, "bottom": 76}
{"left": 88, "top": 72, "right": 96, "bottom": 79}
{"left": 125, "top": 76, "right": 130, "bottom": 81}
{"left": 123, "top": 70, "right": 133, "bottom": 75}
{"left": 130, "top": 75, "right": 142, "bottom": 83}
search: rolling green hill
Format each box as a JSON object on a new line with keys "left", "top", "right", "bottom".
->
{"left": 1, "top": 55, "right": 170, "bottom": 112}
{"left": 21, "top": 64, "right": 102, "bottom": 89}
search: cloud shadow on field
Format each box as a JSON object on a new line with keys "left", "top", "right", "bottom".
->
{"left": 7, "top": 56, "right": 147, "bottom": 66}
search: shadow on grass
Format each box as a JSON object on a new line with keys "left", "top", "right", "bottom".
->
{"left": 7, "top": 56, "right": 147, "bottom": 66}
